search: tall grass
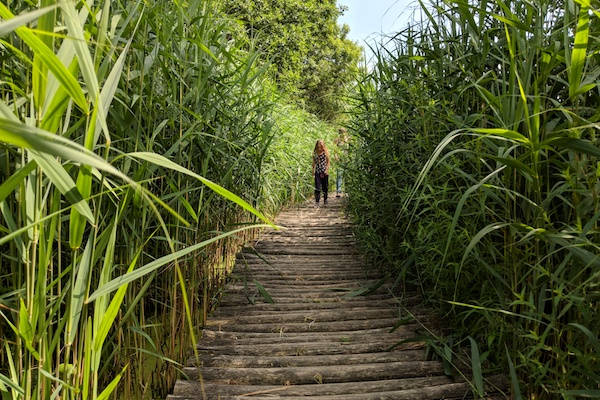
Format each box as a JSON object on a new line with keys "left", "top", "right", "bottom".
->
{"left": 346, "top": 0, "right": 600, "bottom": 397}
{"left": 0, "top": 1, "right": 337, "bottom": 398}
{"left": 262, "top": 103, "right": 340, "bottom": 210}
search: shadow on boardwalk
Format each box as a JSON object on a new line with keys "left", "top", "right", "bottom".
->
{"left": 167, "top": 197, "right": 507, "bottom": 399}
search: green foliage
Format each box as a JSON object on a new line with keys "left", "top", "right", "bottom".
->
{"left": 220, "top": 0, "right": 361, "bottom": 121}
{"left": 0, "top": 0, "right": 336, "bottom": 398}
{"left": 346, "top": 0, "right": 600, "bottom": 397}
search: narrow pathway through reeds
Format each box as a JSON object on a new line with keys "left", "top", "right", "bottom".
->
{"left": 167, "top": 197, "right": 502, "bottom": 399}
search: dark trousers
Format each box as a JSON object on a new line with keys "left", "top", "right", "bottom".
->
{"left": 315, "top": 173, "right": 328, "bottom": 203}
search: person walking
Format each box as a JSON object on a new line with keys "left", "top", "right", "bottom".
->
{"left": 312, "top": 139, "right": 330, "bottom": 206}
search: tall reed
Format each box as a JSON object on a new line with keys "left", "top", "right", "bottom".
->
{"left": 346, "top": 0, "right": 600, "bottom": 397}
{"left": 0, "top": 0, "right": 337, "bottom": 398}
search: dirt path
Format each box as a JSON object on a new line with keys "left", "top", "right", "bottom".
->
{"left": 167, "top": 197, "right": 504, "bottom": 399}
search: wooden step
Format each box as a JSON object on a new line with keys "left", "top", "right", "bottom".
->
{"left": 182, "top": 361, "right": 445, "bottom": 384}
{"left": 216, "top": 293, "right": 408, "bottom": 306}
{"left": 212, "top": 298, "right": 414, "bottom": 313}
{"left": 212, "top": 303, "right": 418, "bottom": 317}
{"left": 203, "top": 316, "right": 408, "bottom": 333}
{"left": 200, "top": 326, "right": 421, "bottom": 341}
{"left": 196, "top": 339, "right": 425, "bottom": 356}
{"left": 208, "top": 308, "right": 405, "bottom": 324}
{"left": 171, "top": 376, "right": 456, "bottom": 398}
{"left": 186, "top": 351, "right": 427, "bottom": 367}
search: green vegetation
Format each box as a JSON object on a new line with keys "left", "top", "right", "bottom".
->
{"left": 5, "top": 0, "right": 598, "bottom": 398}
{"left": 0, "top": 0, "right": 340, "bottom": 398}
{"left": 221, "top": 0, "right": 362, "bottom": 121}
{"left": 346, "top": 0, "right": 600, "bottom": 397}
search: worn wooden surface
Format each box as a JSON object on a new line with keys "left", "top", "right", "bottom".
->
{"left": 167, "top": 197, "right": 506, "bottom": 399}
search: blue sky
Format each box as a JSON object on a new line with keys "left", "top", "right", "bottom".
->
{"left": 338, "top": 0, "right": 419, "bottom": 52}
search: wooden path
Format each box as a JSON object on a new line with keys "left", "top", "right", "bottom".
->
{"left": 167, "top": 197, "right": 504, "bottom": 399}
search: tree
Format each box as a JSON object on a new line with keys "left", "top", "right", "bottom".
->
{"left": 220, "top": 0, "right": 361, "bottom": 121}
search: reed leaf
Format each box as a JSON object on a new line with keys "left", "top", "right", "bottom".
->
{"left": 0, "top": 3, "right": 87, "bottom": 111}
{"left": 0, "top": 4, "right": 56, "bottom": 37}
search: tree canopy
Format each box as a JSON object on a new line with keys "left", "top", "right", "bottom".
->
{"left": 221, "top": 0, "right": 361, "bottom": 121}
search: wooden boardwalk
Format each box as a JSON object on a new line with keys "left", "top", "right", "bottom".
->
{"left": 167, "top": 197, "right": 503, "bottom": 399}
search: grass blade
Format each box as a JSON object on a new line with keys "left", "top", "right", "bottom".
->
{"left": 67, "top": 236, "right": 93, "bottom": 345}
{"left": 0, "top": 161, "right": 36, "bottom": 203}
{"left": 505, "top": 346, "right": 522, "bottom": 400}
{"left": 468, "top": 336, "right": 484, "bottom": 397}
{"left": 0, "top": 373, "right": 23, "bottom": 396}
{"left": 0, "top": 3, "right": 87, "bottom": 111}
{"left": 569, "top": 4, "right": 591, "bottom": 98}
{"left": 0, "top": 4, "right": 57, "bottom": 37}
{"left": 253, "top": 280, "right": 274, "bottom": 304}
{"left": 32, "top": 151, "right": 95, "bottom": 224}
{"left": 96, "top": 365, "right": 127, "bottom": 400}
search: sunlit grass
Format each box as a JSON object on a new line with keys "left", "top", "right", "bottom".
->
{"left": 346, "top": 0, "right": 600, "bottom": 397}
{"left": 0, "top": 0, "right": 337, "bottom": 398}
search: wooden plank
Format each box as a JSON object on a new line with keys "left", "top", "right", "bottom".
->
{"left": 182, "top": 361, "right": 446, "bottom": 384}
{"left": 171, "top": 376, "right": 457, "bottom": 397}
{"left": 185, "top": 351, "right": 427, "bottom": 367}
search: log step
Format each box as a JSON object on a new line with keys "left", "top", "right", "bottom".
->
{"left": 182, "top": 361, "right": 445, "bottom": 384}
{"left": 186, "top": 351, "right": 427, "bottom": 367}
{"left": 212, "top": 299, "right": 415, "bottom": 313}
{"left": 170, "top": 377, "right": 462, "bottom": 398}
{"left": 196, "top": 339, "right": 424, "bottom": 357}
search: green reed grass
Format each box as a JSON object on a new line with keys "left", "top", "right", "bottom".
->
{"left": 346, "top": 0, "right": 600, "bottom": 398}
{"left": 0, "top": 1, "right": 338, "bottom": 398}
